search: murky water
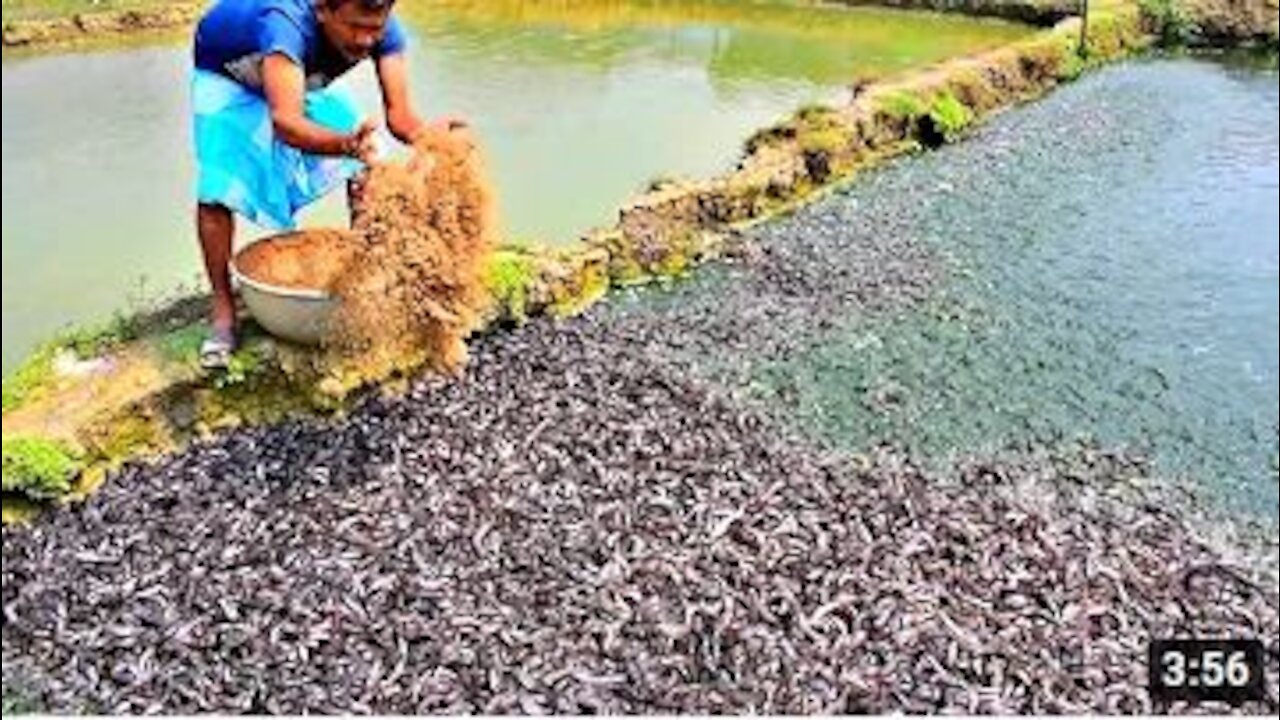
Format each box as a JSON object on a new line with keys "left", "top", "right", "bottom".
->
{"left": 0, "top": 0, "right": 1028, "bottom": 371}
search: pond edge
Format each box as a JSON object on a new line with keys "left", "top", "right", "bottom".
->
{"left": 0, "top": 1, "right": 1262, "bottom": 521}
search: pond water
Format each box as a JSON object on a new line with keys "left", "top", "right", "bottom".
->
{"left": 736, "top": 58, "right": 1278, "bottom": 515}
{"left": 0, "top": 0, "right": 1031, "bottom": 372}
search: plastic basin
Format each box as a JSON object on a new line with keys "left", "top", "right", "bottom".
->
{"left": 229, "top": 230, "right": 355, "bottom": 346}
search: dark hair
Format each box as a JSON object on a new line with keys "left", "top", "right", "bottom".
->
{"left": 323, "top": 0, "right": 395, "bottom": 11}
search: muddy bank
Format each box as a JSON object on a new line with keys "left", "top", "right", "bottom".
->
{"left": 834, "top": 0, "right": 1077, "bottom": 25}
{"left": 0, "top": 1, "right": 1063, "bottom": 49}
{"left": 2, "top": 4, "right": 198, "bottom": 48}
{"left": 5, "top": 1, "right": 1276, "bottom": 50}
{"left": 2, "top": 0, "right": 1050, "bottom": 48}
{"left": 826, "top": 0, "right": 1278, "bottom": 46}
{"left": 1183, "top": 0, "right": 1280, "bottom": 45}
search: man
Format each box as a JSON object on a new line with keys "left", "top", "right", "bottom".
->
{"left": 192, "top": 0, "right": 454, "bottom": 367}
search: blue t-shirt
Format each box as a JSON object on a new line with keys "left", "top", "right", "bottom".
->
{"left": 194, "top": 0, "right": 407, "bottom": 91}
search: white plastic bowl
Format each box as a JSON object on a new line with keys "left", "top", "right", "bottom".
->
{"left": 229, "top": 233, "right": 347, "bottom": 346}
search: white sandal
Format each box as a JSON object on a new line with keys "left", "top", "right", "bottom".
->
{"left": 199, "top": 327, "right": 237, "bottom": 370}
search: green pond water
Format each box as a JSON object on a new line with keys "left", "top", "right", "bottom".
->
{"left": 0, "top": 0, "right": 1031, "bottom": 372}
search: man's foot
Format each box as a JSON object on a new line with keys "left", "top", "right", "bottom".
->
{"left": 199, "top": 325, "right": 237, "bottom": 370}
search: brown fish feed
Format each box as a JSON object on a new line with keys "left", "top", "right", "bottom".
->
{"left": 233, "top": 229, "right": 359, "bottom": 292}
{"left": 327, "top": 127, "right": 495, "bottom": 373}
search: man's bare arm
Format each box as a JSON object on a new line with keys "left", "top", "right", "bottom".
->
{"left": 263, "top": 53, "right": 374, "bottom": 160}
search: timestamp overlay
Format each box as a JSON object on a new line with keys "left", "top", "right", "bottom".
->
{"left": 1149, "top": 639, "right": 1268, "bottom": 706}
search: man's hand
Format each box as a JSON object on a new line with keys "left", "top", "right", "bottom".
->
{"left": 343, "top": 120, "right": 379, "bottom": 163}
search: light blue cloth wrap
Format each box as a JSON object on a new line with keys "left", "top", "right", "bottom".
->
{"left": 192, "top": 69, "right": 364, "bottom": 229}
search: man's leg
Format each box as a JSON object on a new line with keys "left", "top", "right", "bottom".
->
{"left": 196, "top": 202, "right": 236, "bottom": 333}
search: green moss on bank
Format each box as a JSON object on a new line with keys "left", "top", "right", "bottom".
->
{"left": 1, "top": 343, "right": 60, "bottom": 413}
{"left": 2, "top": 436, "right": 84, "bottom": 500}
{"left": 486, "top": 250, "right": 539, "bottom": 324}
{"left": 928, "top": 91, "right": 974, "bottom": 141}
